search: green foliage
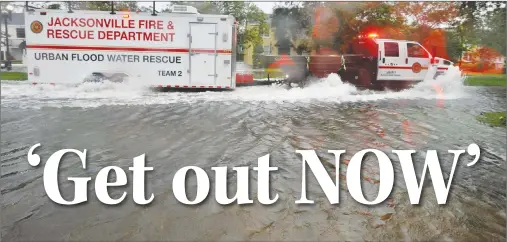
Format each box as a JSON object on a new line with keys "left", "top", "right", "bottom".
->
{"left": 46, "top": 4, "right": 60, "bottom": 10}
{"left": 476, "top": 6, "right": 506, "bottom": 55}
{"left": 453, "top": 2, "right": 506, "bottom": 57}
{"left": 268, "top": 1, "right": 505, "bottom": 58}
{"left": 464, "top": 74, "right": 506, "bottom": 86}
{"left": 271, "top": 5, "right": 311, "bottom": 50}
{"left": 476, "top": 111, "right": 506, "bottom": 127}
{"left": 1, "top": 72, "right": 28, "bottom": 81}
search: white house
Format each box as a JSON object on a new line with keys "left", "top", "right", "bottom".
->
{"left": 1, "top": 12, "right": 26, "bottom": 62}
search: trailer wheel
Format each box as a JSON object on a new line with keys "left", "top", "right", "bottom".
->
{"left": 357, "top": 68, "right": 373, "bottom": 89}
{"left": 84, "top": 72, "right": 106, "bottom": 83}
{"left": 109, "top": 73, "right": 128, "bottom": 83}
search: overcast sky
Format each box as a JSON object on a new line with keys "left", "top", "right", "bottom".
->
{"left": 252, "top": 2, "right": 276, "bottom": 14}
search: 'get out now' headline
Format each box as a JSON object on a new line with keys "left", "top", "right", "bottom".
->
{"left": 25, "top": 143, "right": 482, "bottom": 206}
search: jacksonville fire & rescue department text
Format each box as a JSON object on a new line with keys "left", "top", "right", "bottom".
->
{"left": 46, "top": 17, "right": 175, "bottom": 42}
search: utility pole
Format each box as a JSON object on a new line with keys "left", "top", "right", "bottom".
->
{"left": 1, "top": 7, "right": 12, "bottom": 70}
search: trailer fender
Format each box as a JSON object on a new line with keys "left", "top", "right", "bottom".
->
{"left": 83, "top": 72, "right": 129, "bottom": 84}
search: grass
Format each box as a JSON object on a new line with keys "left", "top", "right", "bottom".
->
{"left": 1, "top": 72, "right": 28, "bottom": 81}
{"left": 464, "top": 74, "right": 506, "bottom": 86}
{"left": 476, "top": 111, "right": 506, "bottom": 127}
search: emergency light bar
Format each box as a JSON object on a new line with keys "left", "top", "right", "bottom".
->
{"left": 368, "top": 33, "right": 378, "bottom": 38}
{"left": 357, "top": 33, "right": 379, "bottom": 39}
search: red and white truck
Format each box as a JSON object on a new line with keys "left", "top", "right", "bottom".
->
{"left": 282, "top": 34, "right": 455, "bottom": 90}
{"left": 24, "top": 5, "right": 238, "bottom": 89}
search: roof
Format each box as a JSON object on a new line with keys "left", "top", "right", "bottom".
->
{"left": 6, "top": 13, "right": 24, "bottom": 25}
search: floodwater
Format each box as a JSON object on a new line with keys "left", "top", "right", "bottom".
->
{"left": 1, "top": 67, "right": 505, "bottom": 241}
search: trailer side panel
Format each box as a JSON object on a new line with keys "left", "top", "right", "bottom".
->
{"left": 24, "top": 10, "right": 234, "bottom": 88}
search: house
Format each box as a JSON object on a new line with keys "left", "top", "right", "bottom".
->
{"left": 1, "top": 12, "right": 26, "bottom": 62}
{"left": 241, "top": 14, "right": 299, "bottom": 67}
{"left": 459, "top": 46, "right": 505, "bottom": 74}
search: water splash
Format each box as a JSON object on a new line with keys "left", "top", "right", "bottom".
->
{"left": 1, "top": 66, "right": 467, "bottom": 109}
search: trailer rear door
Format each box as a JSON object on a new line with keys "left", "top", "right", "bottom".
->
{"left": 189, "top": 23, "right": 217, "bottom": 86}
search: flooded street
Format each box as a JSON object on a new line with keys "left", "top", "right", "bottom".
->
{"left": 1, "top": 69, "right": 505, "bottom": 241}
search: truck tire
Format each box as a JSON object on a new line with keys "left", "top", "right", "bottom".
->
{"left": 357, "top": 68, "right": 373, "bottom": 89}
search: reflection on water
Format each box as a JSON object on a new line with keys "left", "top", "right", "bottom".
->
{"left": 1, "top": 72, "right": 505, "bottom": 241}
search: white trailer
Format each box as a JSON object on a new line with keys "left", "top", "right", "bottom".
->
{"left": 24, "top": 5, "right": 237, "bottom": 89}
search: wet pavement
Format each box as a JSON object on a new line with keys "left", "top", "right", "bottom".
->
{"left": 1, "top": 69, "right": 505, "bottom": 241}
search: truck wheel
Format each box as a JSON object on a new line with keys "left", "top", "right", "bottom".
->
{"left": 357, "top": 68, "right": 373, "bottom": 89}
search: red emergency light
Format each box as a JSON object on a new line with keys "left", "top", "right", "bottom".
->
{"left": 368, "top": 33, "right": 378, "bottom": 38}
{"left": 357, "top": 33, "right": 379, "bottom": 39}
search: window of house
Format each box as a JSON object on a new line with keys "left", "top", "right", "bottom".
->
{"left": 16, "top": 28, "right": 25, "bottom": 38}
{"left": 263, "top": 45, "right": 270, "bottom": 54}
{"left": 407, "top": 43, "right": 429, "bottom": 58}
{"left": 384, "top": 42, "right": 399, "bottom": 57}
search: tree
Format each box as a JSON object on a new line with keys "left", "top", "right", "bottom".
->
{"left": 311, "top": 2, "right": 406, "bottom": 52}
{"left": 475, "top": 3, "right": 506, "bottom": 55}
{"left": 449, "top": 2, "right": 506, "bottom": 62}
{"left": 392, "top": 2, "right": 461, "bottom": 29}
{"left": 271, "top": 3, "right": 312, "bottom": 54}
{"left": 218, "top": 2, "right": 268, "bottom": 49}
{"left": 46, "top": 3, "right": 60, "bottom": 10}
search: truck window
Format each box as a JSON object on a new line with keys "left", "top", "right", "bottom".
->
{"left": 384, "top": 42, "right": 399, "bottom": 57}
{"left": 347, "top": 38, "right": 378, "bottom": 56}
{"left": 407, "top": 43, "right": 429, "bottom": 58}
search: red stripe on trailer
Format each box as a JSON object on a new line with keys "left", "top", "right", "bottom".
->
{"left": 378, "top": 66, "right": 449, "bottom": 70}
{"left": 378, "top": 66, "right": 428, "bottom": 70}
{"left": 26, "top": 44, "right": 232, "bottom": 54}
{"left": 28, "top": 82, "right": 231, "bottom": 89}
{"left": 154, "top": 85, "right": 229, "bottom": 89}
